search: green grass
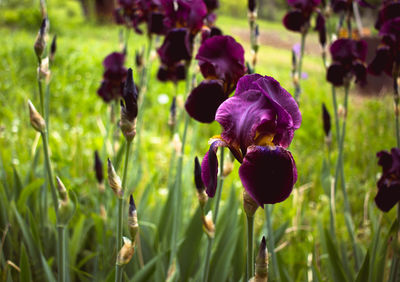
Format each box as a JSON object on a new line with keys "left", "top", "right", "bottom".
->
{"left": 0, "top": 3, "right": 398, "bottom": 281}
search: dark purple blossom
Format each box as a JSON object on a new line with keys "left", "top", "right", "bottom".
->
{"left": 369, "top": 15, "right": 400, "bottom": 76}
{"left": 97, "top": 52, "right": 127, "bottom": 102}
{"left": 326, "top": 38, "right": 367, "bottom": 86}
{"left": 283, "top": 0, "right": 321, "bottom": 33}
{"left": 375, "top": 1, "right": 400, "bottom": 30}
{"left": 161, "top": 0, "right": 207, "bottom": 33}
{"left": 204, "top": 0, "right": 219, "bottom": 12}
{"left": 201, "top": 74, "right": 301, "bottom": 206}
{"left": 185, "top": 35, "right": 246, "bottom": 123}
{"left": 375, "top": 148, "right": 400, "bottom": 212}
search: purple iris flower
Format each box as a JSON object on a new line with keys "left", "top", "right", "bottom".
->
{"left": 161, "top": 0, "right": 207, "bottom": 34}
{"left": 283, "top": 0, "right": 322, "bottom": 33}
{"left": 326, "top": 38, "right": 367, "bottom": 86}
{"left": 185, "top": 35, "right": 246, "bottom": 123}
{"left": 156, "top": 28, "right": 192, "bottom": 82}
{"left": 330, "top": 0, "right": 373, "bottom": 14}
{"left": 369, "top": 1, "right": 400, "bottom": 77}
{"left": 201, "top": 74, "right": 301, "bottom": 206}
{"left": 97, "top": 52, "right": 127, "bottom": 102}
{"left": 203, "top": 0, "right": 219, "bottom": 12}
{"left": 375, "top": 148, "right": 400, "bottom": 212}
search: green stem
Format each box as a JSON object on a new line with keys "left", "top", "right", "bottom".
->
{"left": 115, "top": 140, "right": 132, "bottom": 282}
{"left": 41, "top": 131, "right": 58, "bottom": 215}
{"left": 57, "top": 226, "right": 66, "bottom": 282}
{"left": 202, "top": 148, "right": 225, "bottom": 282}
{"left": 265, "top": 205, "right": 280, "bottom": 280}
{"left": 246, "top": 215, "right": 254, "bottom": 281}
{"left": 331, "top": 86, "right": 341, "bottom": 146}
{"left": 295, "top": 32, "right": 307, "bottom": 104}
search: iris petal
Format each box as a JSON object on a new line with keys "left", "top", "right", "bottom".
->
{"left": 375, "top": 180, "right": 400, "bottom": 212}
{"left": 239, "top": 146, "right": 297, "bottom": 206}
{"left": 283, "top": 10, "right": 307, "bottom": 32}
{"left": 185, "top": 79, "right": 226, "bottom": 123}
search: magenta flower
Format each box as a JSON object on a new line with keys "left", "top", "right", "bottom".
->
{"left": 283, "top": 0, "right": 321, "bottom": 33}
{"left": 97, "top": 52, "right": 127, "bottom": 102}
{"left": 185, "top": 35, "right": 245, "bottom": 123}
{"left": 201, "top": 74, "right": 301, "bottom": 206}
{"left": 326, "top": 38, "right": 367, "bottom": 86}
{"left": 375, "top": 148, "right": 400, "bottom": 212}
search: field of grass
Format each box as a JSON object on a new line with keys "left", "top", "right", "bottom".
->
{"left": 0, "top": 1, "right": 398, "bottom": 281}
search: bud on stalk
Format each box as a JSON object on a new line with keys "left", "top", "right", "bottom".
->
{"left": 56, "top": 176, "right": 75, "bottom": 225}
{"left": 107, "top": 159, "right": 123, "bottom": 198}
{"left": 194, "top": 157, "right": 208, "bottom": 209}
{"left": 243, "top": 190, "right": 258, "bottom": 217}
{"left": 250, "top": 236, "right": 269, "bottom": 282}
{"left": 116, "top": 237, "right": 135, "bottom": 265}
{"left": 202, "top": 211, "right": 215, "bottom": 238}
{"left": 128, "top": 195, "right": 139, "bottom": 240}
{"left": 34, "top": 18, "right": 48, "bottom": 60}
{"left": 28, "top": 100, "right": 46, "bottom": 133}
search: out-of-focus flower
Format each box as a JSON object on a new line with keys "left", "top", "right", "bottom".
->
{"left": 97, "top": 52, "right": 127, "bottom": 102}
{"left": 375, "top": 148, "right": 400, "bottom": 212}
{"left": 185, "top": 35, "right": 246, "bottom": 123}
{"left": 326, "top": 38, "right": 367, "bottom": 86}
{"left": 204, "top": 0, "right": 219, "bottom": 12}
{"left": 369, "top": 2, "right": 400, "bottom": 77}
{"left": 283, "top": 0, "right": 322, "bottom": 33}
{"left": 330, "top": 0, "right": 373, "bottom": 15}
{"left": 322, "top": 103, "right": 331, "bottom": 137}
{"left": 201, "top": 26, "right": 222, "bottom": 44}
{"left": 201, "top": 74, "right": 301, "bottom": 206}
{"left": 314, "top": 11, "right": 326, "bottom": 47}
{"left": 161, "top": 0, "right": 207, "bottom": 34}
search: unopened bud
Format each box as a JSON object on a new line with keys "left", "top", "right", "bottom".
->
{"left": 243, "top": 190, "right": 258, "bottom": 217}
{"left": 107, "top": 159, "right": 123, "bottom": 198}
{"left": 173, "top": 133, "right": 182, "bottom": 155}
{"left": 248, "top": 0, "right": 256, "bottom": 13}
{"left": 116, "top": 237, "right": 135, "bottom": 265}
{"left": 28, "top": 100, "right": 46, "bottom": 133}
{"left": 222, "top": 159, "right": 233, "bottom": 177}
{"left": 202, "top": 211, "right": 215, "bottom": 238}
{"left": 38, "top": 57, "right": 51, "bottom": 82}
{"left": 56, "top": 176, "right": 68, "bottom": 201}
{"left": 194, "top": 157, "right": 204, "bottom": 192}
{"left": 50, "top": 35, "right": 57, "bottom": 62}
{"left": 56, "top": 176, "right": 75, "bottom": 225}
{"left": 250, "top": 236, "right": 269, "bottom": 282}
{"left": 128, "top": 194, "right": 139, "bottom": 240}
{"left": 94, "top": 150, "right": 104, "bottom": 184}
{"left": 168, "top": 96, "right": 177, "bottom": 130}
{"left": 34, "top": 19, "right": 47, "bottom": 59}
{"left": 322, "top": 103, "right": 331, "bottom": 137}
{"left": 120, "top": 68, "right": 138, "bottom": 142}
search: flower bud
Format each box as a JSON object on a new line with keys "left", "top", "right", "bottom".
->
{"left": 202, "top": 211, "right": 215, "bottom": 238}
{"left": 50, "top": 35, "right": 57, "bottom": 63}
{"left": 322, "top": 103, "right": 331, "bottom": 138}
{"left": 128, "top": 194, "right": 139, "bottom": 240}
{"left": 37, "top": 57, "right": 51, "bottom": 82}
{"left": 173, "top": 133, "right": 182, "bottom": 155}
{"left": 116, "top": 237, "right": 135, "bottom": 265}
{"left": 168, "top": 96, "right": 177, "bottom": 131}
{"left": 107, "top": 159, "right": 123, "bottom": 198}
{"left": 28, "top": 100, "right": 46, "bottom": 133}
{"left": 250, "top": 236, "right": 269, "bottom": 282}
{"left": 243, "top": 190, "right": 258, "bottom": 217}
{"left": 56, "top": 176, "right": 75, "bottom": 225}
{"left": 94, "top": 150, "right": 104, "bottom": 184}
{"left": 248, "top": 0, "right": 256, "bottom": 13}
{"left": 120, "top": 68, "right": 138, "bottom": 142}
{"left": 34, "top": 18, "right": 47, "bottom": 60}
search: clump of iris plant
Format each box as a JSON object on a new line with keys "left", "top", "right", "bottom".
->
{"left": 201, "top": 74, "right": 301, "bottom": 206}
{"left": 375, "top": 148, "right": 400, "bottom": 212}
{"left": 326, "top": 38, "right": 367, "bottom": 87}
{"left": 185, "top": 35, "right": 246, "bottom": 123}
{"left": 97, "top": 52, "right": 128, "bottom": 102}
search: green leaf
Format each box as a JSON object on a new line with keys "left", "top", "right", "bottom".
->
{"left": 16, "top": 179, "right": 43, "bottom": 213}
{"left": 12, "top": 166, "right": 23, "bottom": 200}
{"left": 355, "top": 250, "right": 369, "bottom": 282}
{"left": 324, "top": 229, "right": 349, "bottom": 282}
{"left": 19, "top": 244, "right": 32, "bottom": 282}
{"left": 131, "top": 252, "right": 166, "bottom": 281}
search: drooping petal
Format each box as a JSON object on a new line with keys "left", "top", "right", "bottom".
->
{"left": 283, "top": 10, "right": 307, "bottom": 32}
{"left": 377, "top": 150, "right": 393, "bottom": 174}
{"left": 368, "top": 45, "right": 392, "bottom": 76}
{"left": 375, "top": 1, "right": 400, "bottom": 30}
{"left": 352, "top": 61, "right": 367, "bottom": 85}
{"left": 185, "top": 79, "right": 226, "bottom": 123}
{"left": 239, "top": 145, "right": 297, "bottom": 206}
{"left": 327, "top": 62, "right": 346, "bottom": 86}
{"left": 375, "top": 180, "right": 400, "bottom": 212}
{"left": 330, "top": 38, "right": 367, "bottom": 64}
{"left": 157, "top": 28, "right": 192, "bottom": 65}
